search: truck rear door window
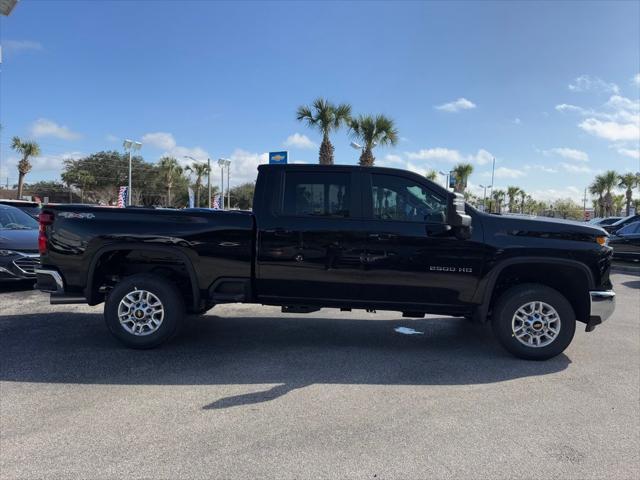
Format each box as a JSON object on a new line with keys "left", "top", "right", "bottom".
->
{"left": 283, "top": 172, "right": 351, "bottom": 217}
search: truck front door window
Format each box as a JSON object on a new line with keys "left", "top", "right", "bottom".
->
{"left": 371, "top": 174, "right": 446, "bottom": 223}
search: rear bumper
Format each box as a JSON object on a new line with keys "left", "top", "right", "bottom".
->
{"left": 586, "top": 290, "right": 615, "bottom": 332}
{"left": 35, "top": 268, "right": 87, "bottom": 304}
{"left": 35, "top": 268, "right": 64, "bottom": 294}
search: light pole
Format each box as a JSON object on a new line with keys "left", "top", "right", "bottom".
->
{"left": 123, "top": 139, "right": 142, "bottom": 206}
{"left": 218, "top": 158, "right": 231, "bottom": 209}
{"left": 184, "top": 155, "right": 212, "bottom": 208}
{"left": 479, "top": 184, "right": 492, "bottom": 212}
{"left": 438, "top": 170, "right": 450, "bottom": 190}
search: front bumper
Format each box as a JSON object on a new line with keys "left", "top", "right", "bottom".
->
{"left": 586, "top": 290, "right": 616, "bottom": 332}
{"left": 0, "top": 252, "right": 40, "bottom": 281}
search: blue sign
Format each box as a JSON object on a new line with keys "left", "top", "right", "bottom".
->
{"left": 269, "top": 151, "right": 288, "bottom": 164}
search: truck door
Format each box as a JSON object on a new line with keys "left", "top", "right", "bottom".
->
{"left": 359, "top": 171, "right": 485, "bottom": 308}
{"left": 256, "top": 168, "right": 368, "bottom": 303}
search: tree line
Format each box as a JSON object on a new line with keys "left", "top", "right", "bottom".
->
{"left": 8, "top": 140, "right": 254, "bottom": 209}
{"left": 8, "top": 106, "right": 640, "bottom": 218}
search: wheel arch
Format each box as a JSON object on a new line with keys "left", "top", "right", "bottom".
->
{"left": 85, "top": 243, "right": 201, "bottom": 311}
{"left": 475, "top": 257, "right": 594, "bottom": 324}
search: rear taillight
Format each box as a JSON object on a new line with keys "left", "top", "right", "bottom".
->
{"left": 38, "top": 212, "right": 54, "bottom": 254}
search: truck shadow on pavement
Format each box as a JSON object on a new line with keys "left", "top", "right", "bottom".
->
{"left": 0, "top": 312, "right": 571, "bottom": 409}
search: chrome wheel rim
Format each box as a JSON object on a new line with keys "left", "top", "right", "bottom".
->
{"left": 117, "top": 289, "right": 164, "bottom": 336}
{"left": 511, "top": 301, "right": 561, "bottom": 348}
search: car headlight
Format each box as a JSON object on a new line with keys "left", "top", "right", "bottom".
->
{"left": 0, "top": 249, "right": 19, "bottom": 256}
{"left": 596, "top": 236, "right": 609, "bottom": 246}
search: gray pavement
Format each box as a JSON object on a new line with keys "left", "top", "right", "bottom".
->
{"left": 1, "top": 274, "right": 639, "bottom": 479}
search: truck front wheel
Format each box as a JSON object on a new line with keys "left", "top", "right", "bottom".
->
{"left": 492, "top": 284, "right": 576, "bottom": 360}
{"left": 104, "top": 274, "right": 185, "bottom": 349}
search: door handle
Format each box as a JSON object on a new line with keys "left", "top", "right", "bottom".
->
{"left": 267, "top": 228, "right": 292, "bottom": 237}
{"left": 368, "top": 233, "right": 396, "bottom": 240}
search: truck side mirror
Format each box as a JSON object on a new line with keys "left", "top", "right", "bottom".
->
{"left": 447, "top": 193, "right": 472, "bottom": 238}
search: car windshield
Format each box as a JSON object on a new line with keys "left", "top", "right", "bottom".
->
{"left": 617, "top": 222, "right": 640, "bottom": 235}
{"left": 0, "top": 208, "right": 39, "bottom": 230}
{"left": 611, "top": 215, "right": 638, "bottom": 226}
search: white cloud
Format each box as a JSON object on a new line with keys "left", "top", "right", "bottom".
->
{"left": 529, "top": 187, "right": 583, "bottom": 204}
{"left": 283, "top": 133, "right": 316, "bottom": 149}
{"left": 568, "top": 75, "right": 619, "bottom": 94}
{"left": 382, "top": 154, "right": 403, "bottom": 165}
{"left": 3, "top": 40, "right": 43, "bottom": 54}
{"left": 435, "top": 97, "right": 476, "bottom": 113}
{"left": 30, "top": 118, "right": 81, "bottom": 140}
{"left": 555, "top": 103, "right": 589, "bottom": 115}
{"left": 473, "top": 149, "right": 493, "bottom": 165}
{"left": 525, "top": 164, "right": 558, "bottom": 173}
{"left": 105, "top": 134, "right": 119, "bottom": 143}
{"left": 489, "top": 167, "right": 525, "bottom": 179}
{"left": 6, "top": 151, "right": 83, "bottom": 173}
{"left": 142, "top": 132, "right": 177, "bottom": 150}
{"left": 578, "top": 118, "right": 639, "bottom": 142}
{"left": 227, "top": 149, "right": 269, "bottom": 185}
{"left": 544, "top": 147, "right": 589, "bottom": 162}
{"left": 405, "top": 148, "right": 461, "bottom": 162}
{"left": 632, "top": 73, "right": 640, "bottom": 86}
{"left": 560, "top": 162, "right": 592, "bottom": 174}
{"left": 606, "top": 95, "right": 640, "bottom": 113}
{"left": 616, "top": 147, "right": 640, "bottom": 159}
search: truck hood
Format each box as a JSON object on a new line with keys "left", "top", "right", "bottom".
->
{"left": 480, "top": 213, "right": 607, "bottom": 241}
{"left": 0, "top": 229, "right": 39, "bottom": 252}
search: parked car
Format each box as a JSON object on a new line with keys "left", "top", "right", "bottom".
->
{"left": 0, "top": 199, "right": 41, "bottom": 219}
{"left": 589, "top": 216, "right": 622, "bottom": 226}
{"left": 36, "top": 164, "right": 615, "bottom": 360}
{"left": 608, "top": 221, "right": 640, "bottom": 262}
{"left": 602, "top": 214, "right": 640, "bottom": 234}
{"left": 0, "top": 204, "right": 40, "bottom": 282}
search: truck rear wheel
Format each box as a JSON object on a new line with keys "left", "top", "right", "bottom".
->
{"left": 104, "top": 273, "right": 185, "bottom": 349}
{"left": 492, "top": 284, "right": 576, "bottom": 360}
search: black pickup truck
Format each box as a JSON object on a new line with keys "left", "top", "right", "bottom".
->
{"left": 36, "top": 164, "right": 615, "bottom": 360}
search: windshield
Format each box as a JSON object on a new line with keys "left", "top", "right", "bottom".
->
{"left": 612, "top": 215, "right": 638, "bottom": 226}
{"left": 0, "top": 208, "right": 39, "bottom": 230}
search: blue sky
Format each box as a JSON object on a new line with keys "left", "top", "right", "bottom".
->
{"left": 1, "top": 0, "right": 639, "bottom": 203}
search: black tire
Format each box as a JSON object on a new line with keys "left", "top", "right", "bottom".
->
{"left": 104, "top": 273, "right": 185, "bottom": 349}
{"left": 492, "top": 284, "right": 576, "bottom": 360}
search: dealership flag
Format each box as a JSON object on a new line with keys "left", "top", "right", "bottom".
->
{"left": 212, "top": 194, "right": 221, "bottom": 210}
{"left": 117, "top": 186, "right": 128, "bottom": 208}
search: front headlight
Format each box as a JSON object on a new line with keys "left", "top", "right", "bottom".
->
{"left": 596, "top": 236, "right": 609, "bottom": 246}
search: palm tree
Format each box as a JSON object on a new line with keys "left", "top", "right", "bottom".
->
{"left": 296, "top": 98, "right": 351, "bottom": 165}
{"left": 506, "top": 186, "right": 522, "bottom": 213}
{"left": 491, "top": 189, "right": 506, "bottom": 213}
{"left": 349, "top": 114, "right": 399, "bottom": 166}
{"left": 599, "top": 170, "right": 619, "bottom": 216}
{"left": 158, "top": 156, "right": 183, "bottom": 207}
{"left": 589, "top": 175, "right": 607, "bottom": 217}
{"left": 612, "top": 194, "right": 625, "bottom": 216}
{"left": 451, "top": 163, "right": 474, "bottom": 193}
{"left": 425, "top": 170, "right": 438, "bottom": 182}
{"left": 618, "top": 172, "right": 638, "bottom": 216}
{"left": 519, "top": 190, "right": 527, "bottom": 213}
{"left": 11, "top": 137, "right": 41, "bottom": 199}
{"left": 185, "top": 162, "right": 210, "bottom": 207}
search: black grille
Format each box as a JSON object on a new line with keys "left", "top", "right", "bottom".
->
{"left": 13, "top": 256, "right": 40, "bottom": 275}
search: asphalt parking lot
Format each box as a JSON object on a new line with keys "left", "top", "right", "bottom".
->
{"left": 1, "top": 273, "right": 639, "bottom": 479}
